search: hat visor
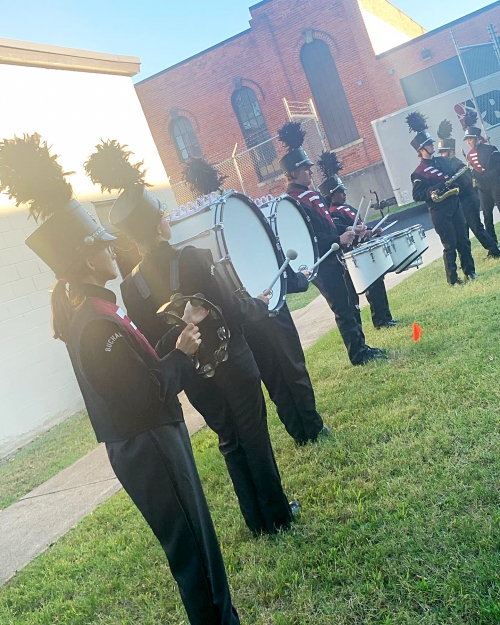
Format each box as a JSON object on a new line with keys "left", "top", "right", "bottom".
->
{"left": 296, "top": 157, "right": 314, "bottom": 168}
{"left": 420, "top": 137, "right": 435, "bottom": 149}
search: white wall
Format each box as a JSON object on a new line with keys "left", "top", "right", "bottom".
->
{"left": 0, "top": 62, "right": 175, "bottom": 457}
{"left": 358, "top": 2, "right": 413, "bottom": 55}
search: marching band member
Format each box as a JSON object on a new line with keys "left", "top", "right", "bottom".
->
{"left": 437, "top": 118, "right": 500, "bottom": 259}
{"left": 464, "top": 110, "right": 500, "bottom": 247}
{"left": 407, "top": 112, "right": 476, "bottom": 285}
{"left": 0, "top": 134, "right": 240, "bottom": 624}
{"left": 183, "top": 158, "right": 327, "bottom": 447}
{"left": 318, "top": 151, "right": 398, "bottom": 330}
{"left": 84, "top": 142, "right": 297, "bottom": 537}
{"left": 279, "top": 122, "right": 387, "bottom": 366}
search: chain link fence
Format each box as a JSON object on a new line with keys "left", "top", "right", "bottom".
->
{"left": 170, "top": 117, "right": 327, "bottom": 209}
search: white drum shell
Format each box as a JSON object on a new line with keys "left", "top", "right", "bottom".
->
{"left": 395, "top": 225, "right": 428, "bottom": 273}
{"left": 383, "top": 229, "right": 417, "bottom": 272}
{"left": 260, "top": 195, "right": 319, "bottom": 276}
{"left": 344, "top": 239, "right": 393, "bottom": 294}
{"left": 169, "top": 192, "right": 284, "bottom": 311}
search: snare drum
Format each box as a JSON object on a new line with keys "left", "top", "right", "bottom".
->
{"left": 395, "top": 225, "right": 428, "bottom": 273}
{"left": 383, "top": 229, "right": 417, "bottom": 272}
{"left": 344, "top": 239, "right": 393, "bottom": 294}
{"left": 169, "top": 191, "right": 286, "bottom": 313}
{"left": 260, "top": 194, "right": 319, "bottom": 279}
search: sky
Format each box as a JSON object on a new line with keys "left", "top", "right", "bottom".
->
{"left": 0, "top": 0, "right": 495, "bottom": 81}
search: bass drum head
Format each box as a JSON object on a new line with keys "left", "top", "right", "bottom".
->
{"left": 268, "top": 196, "right": 318, "bottom": 274}
{"left": 218, "top": 193, "right": 284, "bottom": 311}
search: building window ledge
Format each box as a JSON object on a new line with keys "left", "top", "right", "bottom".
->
{"left": 332, "top": 138, "right": 364, "bottom": 153}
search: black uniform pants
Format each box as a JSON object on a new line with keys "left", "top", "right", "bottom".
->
{"left": 244, "top": 305, "right": 323, "bottom": 445}
{"left": 461, "top": 191, "right": 498, "bottom": 252}
{"left": 106, "top": 422, "right": 240, "bottom": 625}
{"left": 365, "top": 277, "right": 393, "bottom": 328}
{"left": 184, "top": 340, "right": 292, "bottom": 536}
{"left": 430, "top": 204, "right": 475, "bottom": 284}
{"left": 313, "top": 258, "right": 368, "bottom": 365}
{"left": 478, "top": 180, "right": 500, "bottom": 245}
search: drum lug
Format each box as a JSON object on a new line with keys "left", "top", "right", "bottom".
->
{"left": 217, "top": 254, "right": 231, "bottom": 264}
{"left": 213, "top": 223, "right": 224, "bottom": 232}
{"left": 370, "top": 252, "right": 375, "bottom": 262}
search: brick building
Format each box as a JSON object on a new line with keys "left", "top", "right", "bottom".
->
{"left": 136, "top": 0, "right": 500, "bottom": 205}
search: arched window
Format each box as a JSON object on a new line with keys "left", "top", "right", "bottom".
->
{"left": 169, "top": 116, "right": 202, "bottom": 162}
{"left": 300, "top": 39, "right": 359, "bottom": 149}
{"left": 232, "top": 87, "right": 281, "bottom": 181}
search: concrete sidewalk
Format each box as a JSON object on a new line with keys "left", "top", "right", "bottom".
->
{"left": 0, "top": 213, "right": 493, "bottom": 587}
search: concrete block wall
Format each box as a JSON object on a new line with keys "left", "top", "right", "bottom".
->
{"left": 0, "top": 207, "right": 124, "bottom": 458}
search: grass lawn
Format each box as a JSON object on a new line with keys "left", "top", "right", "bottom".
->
{"left": 286, "top": 282, "right": 320, "bottom": 312}
{"left": 1, "top": 235, "right": 500, "bottom": 624}
{"left": 0, "top": 412, "right": 97, "bottom": 510}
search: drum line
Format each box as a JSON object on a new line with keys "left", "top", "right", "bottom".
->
{"left": 168, "top": 190, "right": 428, "bottom": 304}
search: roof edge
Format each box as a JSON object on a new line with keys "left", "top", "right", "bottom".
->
{"left": 376, "top": 0, "right": 500, "bottom": 58}
{"left": 0, "top": 37, "right": 140, "bottom": 76}
{"left": 136, "top": 29, "right": 251, "bottom": 85}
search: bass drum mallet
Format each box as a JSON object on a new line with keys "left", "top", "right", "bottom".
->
{"left": 307, "top": 242, "right": 340, "bottom": 279}
{"left": 266, "top": 249, "right": 298, "bottom": 293}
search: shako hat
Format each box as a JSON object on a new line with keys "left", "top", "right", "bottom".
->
{"left": 84, "top": 140, "right": 166, "bottom": 244}
{"left": 317, "top": 150, "right": 346, "bottom": 199}
{"left": 436, "top": 119, "right": 455, "bottom": 153}
{"left": 277, "top": 122, "right": 313, "bottom": 173}
{"left": 462, "top": 110, "right": 482, "bottom": 141}
{"left": 0, "top": 133, "right": 114, "bottom": 279}
{"left": 406, "top": 112, "right": 434, "bottom": 152}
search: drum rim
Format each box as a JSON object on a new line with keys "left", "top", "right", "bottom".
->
{"left": 214, "top": 191, "right": 287, "bottom": 312}
{"left": 261, "top": 193, "right": 320, "bottom": 278}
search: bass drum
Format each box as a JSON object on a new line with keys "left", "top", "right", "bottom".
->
{"left": 169, "top": 191, "right": 286, "bottom": 313}
{"left": 260, "top": 194, "right": 319, "bottom": 279}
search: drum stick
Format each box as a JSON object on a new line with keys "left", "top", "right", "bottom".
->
{"left": 380, "top": 220, "right": 398, "bottom": 232}
{"left": 266, "top": 249, "right": 298, "bottom": 293}
{"left": 372, "top": 212, "right": 391, "bottom": 231}
{"left": 308, "top": 242, "right": 340, "bottom": 275}
{"left": 351, "top": 196, "right": 364, "bottom": 230}
{"left": 361, "top": 199, "right": 371, "bottom": 226}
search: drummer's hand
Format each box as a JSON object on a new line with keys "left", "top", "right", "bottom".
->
{"left": 354, "top": 224, "right": 367, "bottom": 237}
{"left": 301, "top": 269, "right": 312, "bottom": 278}
{"left": 340, "top": 230, "right": 356, "bottom": 246}
{"left": 176, "top": 323, "right": 201, "bottom": 356}
{"left": 182, "top": 301, "right": 209, "bottom": 325}
{"left": 257, "top": 289, "right": 271, "bottom": 306}
{"left": 372, "top": 227, "right": 383, "bottom": 237}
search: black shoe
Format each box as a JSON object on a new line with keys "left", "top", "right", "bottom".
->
{"left": 367, "top": 346, "right": 388, "bottom": 356}
{"left": 375, "top": 320, "right": 398, "bottom": 329}
{"left": 450, "top": 279, "right": 465, "bottom": 286}
{"left": 486, "top": 248, "right": 500, "bottom": 259}
{"left": 289, "top": 500, "right": 301, "bottom": 518}
{"left": 355, "top": 349, "right": 388, "bottom": 365}
{"left": 465, "top": 273, "right": 478, "bottom": 281}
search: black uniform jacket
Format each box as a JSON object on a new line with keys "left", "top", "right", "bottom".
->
{"left": 411, "top": 156, "right": 464, "bottom": 210}
{"left": 467, "top": 143, "right": 500, "bottom": 190}
{"left": 68, "top": 284, "right": 194, "bottom": 442}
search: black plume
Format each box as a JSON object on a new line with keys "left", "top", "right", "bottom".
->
{"left": 183, "top": 158, "right": 228, "bottom": 195}
{"left": 317, "top": 151, "right": 343, "bottom": 179}
{"left": 0, "top": 133, "right": 74, "bottom": 223}
{"left": 277, "top": 121, "right": 306, "bottom": 151}
{"left": 405, "top": 112, "right": 428, "bottom": 133}
{"left": 464, "top": 110, "right": 478, "bottom": 127}
{"left": 437, "top": 119, "right": 453, "bottom": 140}
{"left": 84, "top": 139, "right": 150, "bottom": 193}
